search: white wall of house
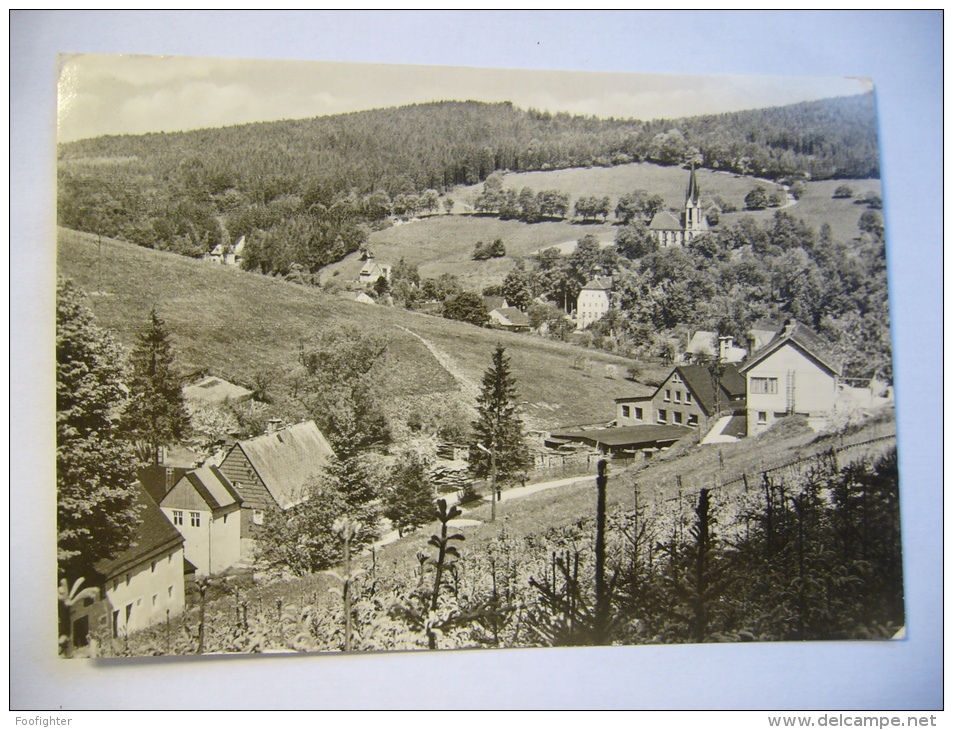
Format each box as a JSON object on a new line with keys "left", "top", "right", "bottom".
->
{"left": 746, "top": 345, "right": 837, "bottom": 436}
{"left": 576, "top": 289, "right": 610, "bottom": 327}
{"left": 616, "top": 399, "right": 653, "bottom": 426}
{"left": 162, "top": 505, "right": 241, "bottom": 576}
{"left": 71, "top": 545, "right": 185, "bottom": 643}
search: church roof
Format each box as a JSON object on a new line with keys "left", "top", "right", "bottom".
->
{"left": 648, "top": 211, "right": 683, "bottom": 231}
{"left": 686, "top": 165, "right": 701, "bottom": 205}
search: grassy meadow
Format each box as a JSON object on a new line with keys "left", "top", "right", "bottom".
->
{"left": 325, "top": 162, "right": 883, "bottom": 293}
{"left": 57, "top": 227, "right": 664, "bottom": 430}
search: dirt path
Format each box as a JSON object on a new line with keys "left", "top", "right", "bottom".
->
{"left": 395, "top": 325, "right": 481, "bottom": 402}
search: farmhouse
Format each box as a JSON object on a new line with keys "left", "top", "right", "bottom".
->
{"left": 739, "top": 320, "right": 842, "bottom": 436}
{"left": 217, "top": 420, "right": 335, "bottom": 560}
{"left": 358, "top": 251, "right": 391, "bottom": 285}
{"left": 648, "top": 165, "right": 710, "bottom": 247}
{"left": 615, "top": 363, "right": 746, "bottom": 431}
{"left": 67, "top": 483, "right": 186, "bottom": 648}
{"left": 575, "top": 276, "right": 613, "bottom": 328}
{"left": 160, "top": 466, "right": 243, "bottom": 577}
{"left": 182, "top": 375, "right": 253, "bottom": 406}
{"left": 684, "top": 331, "right": 747, "bottom": 364}
{"left": 489, "top": 307, "right": 532, "bottom": 332}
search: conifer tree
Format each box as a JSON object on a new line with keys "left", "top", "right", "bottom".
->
{"left": 56, "top": 278, "right": 141, "bottom": 581}
{"left": 123, "top": 307, "right": 188, "bottom": 464}
{"left": 469, "top": 345, "right": 530, "bottom": 519}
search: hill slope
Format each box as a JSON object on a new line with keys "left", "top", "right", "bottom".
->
{"left": 58, "top": 227, "right": 662, "bottom": 430}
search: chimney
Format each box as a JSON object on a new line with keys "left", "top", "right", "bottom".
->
{"left": 718, "top": 336, "right": 734, "bottom": 362}
{"left": 267, "top": 418, "right": 283, "bottom": 434}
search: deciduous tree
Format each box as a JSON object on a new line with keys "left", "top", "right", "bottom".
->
{"left": 57, "top": 279, "right": 141, "bottom": 582}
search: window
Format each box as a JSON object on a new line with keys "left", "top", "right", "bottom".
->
{"left": 190, "top": 511, "right": 201, "bottom": 527}
{"left": 151, "top": 561, "right": 156, "bottom": 573}
{"left": 125, "top": 574, "right": 130, "bottom": 587}
{"left": 674, "top": 391, "right": 681, "bottom": 403}
{"left": 168, "top": 585, "right": 174, "bottom": 598}
{"left": 673, "top": 411, "right": 683, "bottom": 425}
{"left": 671, "top": 373, "right": 682, "bottom": 383}
{"left": 634, "top": 407, "right": 644, "bottom": 420}
{"left": 751, "top": 377, "right": 779, "bottom": 395}
{"left": 253, "top": 509, "right": 265, "bottom": 525}
{"left": 758, "top": 411, "right": 767, "bottom": 425}
{"left": 687, "top": 414, "right": 698, "bottom": 427}
{"left": 621, "top": 405, "right": 631, "bottom": 418}
{"left": 152, "top": 594, "right": 157, "bottom": 607}
{"left": 684, "top": 392, "right": 692, "bottom": 404}
{"left": 657, "top": 409, "right": 667, "bottom": 424}
{"left": 664, "top": 390, "right": 671, "bottom": 402}
{"left": 172, "top": 510, "right": 183, "bottom": 526}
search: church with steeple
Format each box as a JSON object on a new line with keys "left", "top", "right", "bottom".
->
{"left": 647, "top": 165, "right": 710, "bottom": 247}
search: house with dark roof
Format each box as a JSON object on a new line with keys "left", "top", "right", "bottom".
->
{"left": 648, "top": 166, "right": 710, "bottom": 247}
{"left": 575, "top": 276, "right": 613, "bottom": 327}
{"left": 615, "top": 363, "right": 746, "bottom": 432}
{"left": 66, "top": 484, "right": 186, "bottom": 648}
{"left": 489, "top": 307, "right": 531, "bottom": 332}
{"left": 217, "top": 420, "right": 335, "bottom": 559}
{"left": 160, "top": 466, "right": 243, "bottom": 576}
{"left": 739, "top": 320, "right": 842, "bottom": 436}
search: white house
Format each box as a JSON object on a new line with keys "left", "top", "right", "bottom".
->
{"left": 739, "top": 321, "right": 842, "bottom": 436}
{"left": 67, "top": 484, "right": 186, "bottom": 648}
{"left": 358, "top": 252, "right": 391, "bottom": 285}
{"left": 160, "top": 466, "right": 243, "bottom": 577}
{"left": 575, "top": 276, "right": 613, "bottom": 328}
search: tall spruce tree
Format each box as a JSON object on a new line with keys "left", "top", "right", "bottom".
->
{"left": 469, "top": 345, "right": 530, "bottom": 504}
{"left": 123, "top": 307, "right": 188, "bottom": 464}
{"left": 57, "top": 278, "right": 141, "bottom": 581}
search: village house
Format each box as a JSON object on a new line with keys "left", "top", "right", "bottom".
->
{"left": 338, "top": 290, "right": 377, "bottom": 305}
{"left": 204, "top": 237, "right": 246, "bottom": 267}
{"left": 684, "top": 331, "right": 747, "bottom": 364}
{"left": 739, "top": 320, "right": 842, "bottom": 436}
{"left": 575, "top": 276, "right": 613, "bottom": 328}
{"left": 160, "top": 466, "right": 243, "bottom": 577}
{"left": 216, "top": 420, "right": 335, "bottom": 560}
{"left": 489, "top": 306, "right": 532, "bottom": 332}
{"left": 544, "top": 423, "right": 692, "bottom": 457}
{"left": 182, "top": 375, "right": 253, "bottom": 407}
{"left": 67, "top": 484, "right": 186, "bottom": 648}
{"left": 357, "top": 251, "right": 391, "bottom": 285}
{"left": 615, "top": 363, "right": 746, "bottom": 432}
{"left": 648, "top": 165, "right": 710, "bottom": 247}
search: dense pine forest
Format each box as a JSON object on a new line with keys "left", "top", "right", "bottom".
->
{"left": 58, "top": 94, "right": 879, "bottom": 266}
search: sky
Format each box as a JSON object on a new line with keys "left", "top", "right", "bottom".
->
{"left": 57, "top": 53, "right": 871, "bottom": 143}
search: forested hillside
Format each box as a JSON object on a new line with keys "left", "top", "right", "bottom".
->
{"left": 57, "top": 95, "right": 878, "bottom": 269}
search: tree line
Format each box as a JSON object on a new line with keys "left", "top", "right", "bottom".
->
{"left": 57, "top": 95, "right": 878, "bottom": 271}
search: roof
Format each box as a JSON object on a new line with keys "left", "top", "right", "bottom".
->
{"left": 94, "top": 483, "right": 184, "bottom": 582}
{"left": 235, "top": 421, "right": 335, "bottom": 509}
{"left": 232, "top": 236, "right": 246, "bottom": 255}
{"left": 492, "top": 307, "right": 531, "bottom": 326}
{"left": 676, "top": 363, "right": 747, "bottom": 415}
{"left": 740, "top": 320, "right": 841, "bottom": 376}
{"left": 183, "top": 376, "right": 253, "bottom": 405}
{"left": 581, "top": 276, "right": 613, "bottom": 291}
{"left": 686, "top": 331, "right": 717, "bottom": 355}
{"left": 338, "top": 291, "right": 376, "bottom": 304}
{"left": 614, "top": 383, "right": 657, "bottom": 402}
{"left": 138, "top": 465, "right": 190, "bottom": 504}
{"left": 648, "top": 211, "right": 683, "bottom": 231}
{"left": 685, "top": 165, "right": 700, "bottom": 205}
{"left": 551, "top": 424, "right": 692, "bottom": 448}
{"left": 209, "top": 244, "right": 225, "bottom": 256}
{"left": 168, "top": 466, "right": 242, "bottom": 511}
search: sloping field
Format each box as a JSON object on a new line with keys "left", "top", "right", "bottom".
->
{"left": 58, "top": 227, "right": 662, "bottom": 429}
{"left": 322, "top": 215, "right": 615, "bottom": 290}
{"left": 329, "top": 163, "right": 883, "bottom": 293}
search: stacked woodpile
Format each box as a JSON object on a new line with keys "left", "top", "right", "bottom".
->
{"left": 429, "top": 458, "right": 472, "bottom": 494}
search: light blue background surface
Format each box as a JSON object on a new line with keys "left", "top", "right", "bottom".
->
{"left": 11, "top": 10, "right": 942, "bottom": 710}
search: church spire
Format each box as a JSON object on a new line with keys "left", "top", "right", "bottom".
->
{"left": 685, "top": 163, "right": 700, "bottom": 205}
